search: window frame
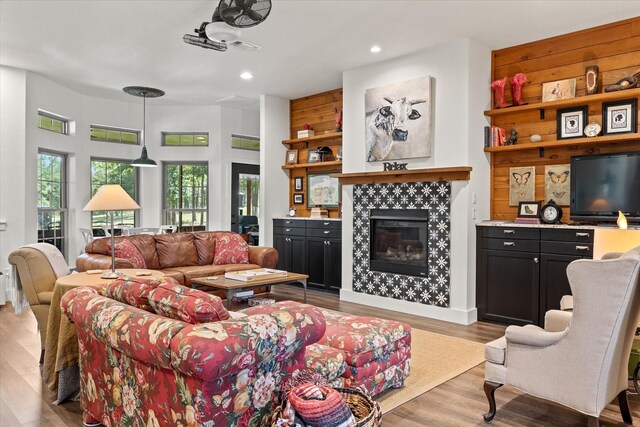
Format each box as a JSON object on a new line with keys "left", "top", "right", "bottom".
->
{"left": 162, "top": 161, "right": 209, "bottom": 232}
{"left": 37, "top": 149, "right": 68, "bottom": 259}
{"left": 37, "top": 110, "right": 69, "bottom": 135}
{"left": 90, "top": 124, "right": 141, "bottom": 145}
{"left": 231, "top": 133, "right": 260, "bottom": 151}
{"left": 162, "top": 132, "right": 209, "bottom": 147}
{"left": 89, "top": 157, "right": 140, "bottom": 229}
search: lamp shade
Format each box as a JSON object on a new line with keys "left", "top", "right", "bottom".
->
{"left": 83, "top": 184, "right": 140, "bottom": 212}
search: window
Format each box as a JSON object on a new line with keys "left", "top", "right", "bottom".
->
{"left": 38, "top": 110, "right": 68, "bottom": 135}
{"left": 90, "top": 125, "right": 140, "bottom": 144}
{"left": 239, "top": 173, "right": 260, "bottom": 217}
{"left": 90, "top": 158, "right": 138, "bottom": 229}
{"left": 163, "top": 162, "right": 208, "bottom": 232}
{"left": 231, "top": 134, "right": 260, "bottom": 151}
{"left": 163, "top": 132, "right": 209, "bottom": 146}
{"left": 37, "top": 151, "right": 67, "bottom": 258}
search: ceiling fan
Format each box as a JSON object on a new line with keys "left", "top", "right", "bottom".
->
{"left": 183, "top": 0, "right": 272, "bottom": 52}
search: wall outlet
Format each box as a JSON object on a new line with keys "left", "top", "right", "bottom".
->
{"left": 472, "top": 192, "right": 477, "bottom": 204}
{"left": 472, "top": 207, "right": 477, "bottom": 220}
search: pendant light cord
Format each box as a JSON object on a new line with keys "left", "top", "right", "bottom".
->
{"left": 142, "top": 93, "right": 147, "bottom": 148}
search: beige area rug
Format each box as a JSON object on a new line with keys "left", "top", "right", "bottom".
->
{"left": 376, "top": 329, "right": 486, "bottom": 414}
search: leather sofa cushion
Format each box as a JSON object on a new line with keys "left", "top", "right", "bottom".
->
{"left": 155, "top": 233, "right": 198, "bottom": 268}
{"left": 168, "top": 264, "right": 261, "bottom": 286}
{"left": 485, "top": 336, "right": 506, "bottom": 365}
{"left": 160, "top": 269, "right": 185, "bottom": 285}
{"left": 193, "top": 232, "right": 217, "bottom": 265}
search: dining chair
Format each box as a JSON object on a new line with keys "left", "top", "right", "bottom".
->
{"left": 157, "top": 225, "right": 177, "bottom": 234}
{"left": 126, "top": 227, "right": 159, "bottom": 236}
{"left": 79, "top": 228, "right": 94, "bottom": 246}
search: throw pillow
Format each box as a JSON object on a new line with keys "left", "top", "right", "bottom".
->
{"left": 102, "top": 276, "right": 170, "bottom": 312}
{"left": 213, "top": 232, "right": 249, "bottom": 265}
{"left": 107, "top": 239, "right": 147, "bottom": 269}
{"left": 148, "top": 282, "right": 230, "bottom": 323}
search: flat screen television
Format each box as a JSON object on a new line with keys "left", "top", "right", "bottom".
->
{"left": 570, "top": 151, "right": 640, "bottom": 223}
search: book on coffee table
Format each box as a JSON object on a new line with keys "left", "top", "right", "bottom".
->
{"left": 224, "top": 268, "right": 288, "bottom": 282}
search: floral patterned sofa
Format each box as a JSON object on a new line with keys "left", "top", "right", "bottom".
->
{"left": 242, "top": 301, "right": 412, "bottom": 397}
{"left": 61, "top": 276, "right": 326, "bottom": 427}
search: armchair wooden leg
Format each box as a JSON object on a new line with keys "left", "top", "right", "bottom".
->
{"left": 483, "top": 381, "right": 503, "bottom": 422}
{"left": 588, "top": 416, "right": 600, "bottom": 427}
{"left": 618, "top": 390, "right": 633, "bottom": 424}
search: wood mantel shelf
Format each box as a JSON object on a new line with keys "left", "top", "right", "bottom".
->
{"left": 332, "top": 166, "right": 472, "bottom": 185}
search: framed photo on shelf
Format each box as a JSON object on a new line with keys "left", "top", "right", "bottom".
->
{"left": 556, "top": 106, "right": 587, "bottom": 140}
{"left": 307, "top": 173, "right": 340, "bottom": 208}
{"left": 285, "top": 149, "right": 298, "bottom": 165}
{"left": 293, "top": 193, "right": 304, "bottom": 205}
{"left": 602, "top": 99, "right": 637, "bottom": 135}
{"left": 517, "top": 201, "right": 541, "bottom": 218}
{"left": 294, "top": 176, "right": 303, "bottom": 191}
{"left": 307, "top": 150, "right": 321, "bottom": 163}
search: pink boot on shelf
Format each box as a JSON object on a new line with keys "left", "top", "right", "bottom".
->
{"left": 490, "top": 77, "right": 510, "bottom": 109}
{"left": 511, "top": 73, "right": 528, "bottom": 106}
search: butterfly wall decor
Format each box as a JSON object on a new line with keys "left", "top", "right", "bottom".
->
{"left": 544, "top": 164, "right": 570, "bottom": 206}
{"left": 509, "top": 166, "right": 535, "bottom": 206}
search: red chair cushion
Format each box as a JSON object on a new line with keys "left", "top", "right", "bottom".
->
{"left": 102, "top": 276, "right": 169, "bottom": 312}
{"left": 148, "top": 282, "right": 229, "bottom": 323}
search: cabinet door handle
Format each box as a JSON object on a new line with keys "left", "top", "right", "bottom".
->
{"left": 503, "top": 241, "right": 516, "bottom": 247}
{"left": 534, "top": 257, "right": 539, "bottom": 263}
{"left": 323, "top": 222, "right": 330, "bottom": 225}
{"left": 323, "top": 230, "right": 330, "bottom": 234}
{"left": 286, "top": 238, "right": 291, "bottom": 242}
{"left": 327, "top": 241, "right": 331, "bottom": 246}
{"left": 575, "top": 232, "right": 590, "bottom": 237}
{"left": 286, "top": 228, "right": 292, "bottom": 232}
{"left": 285, "top": 221, "right": 292, "bottom": 224}
{"left": 576, "top": 245, "right": 590, "bottom": 251}
{"left": 503, "top": 229, "right": 515, "bottom": 234}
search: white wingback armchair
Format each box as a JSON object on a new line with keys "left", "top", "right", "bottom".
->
{"left": 483, "top": 245, "right": 640, "bottom": 427}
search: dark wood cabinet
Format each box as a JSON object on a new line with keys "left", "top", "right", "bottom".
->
{"left": 273, "top": 219, "right": 342, "bottom": 292}
{"left": 477, "top": 225, "right": 593, "bottom": 327}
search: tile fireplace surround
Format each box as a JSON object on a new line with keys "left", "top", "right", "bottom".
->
{"left": 352, "top": 181, "right": 451, "bottom": 308}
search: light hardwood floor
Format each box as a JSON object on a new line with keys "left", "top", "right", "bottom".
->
{"left": 0, "top": 285, "right": 638, "bottom": 426}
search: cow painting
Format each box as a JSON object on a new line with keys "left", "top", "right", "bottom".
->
{"left": 365, "top": 76, "right": 431, "bottom": 162}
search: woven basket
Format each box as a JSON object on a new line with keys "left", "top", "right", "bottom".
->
{"left": 335, "top": 387, "right": 382, "bottom": 427}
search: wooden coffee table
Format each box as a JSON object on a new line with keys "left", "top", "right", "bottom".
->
{"left": 191, "top": 272, "right": 308, "bottom": 309}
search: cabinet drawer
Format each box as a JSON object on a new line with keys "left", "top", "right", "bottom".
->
{"left": 273, "top": 219, "right": 306, "bottom": 229}
{"left": 306, "top": 220, "right": 342, "bottom": 230}
{"left": 541, "top": 241, "right": 592, "bottom": 256}
{"left": 540, "top": 228, "right": 594, "bottom": 243}
{"left": 482, "top": 227, "right": 540, "bottom": 240}
{"left": 306, "top": 228, "right": 342, "bottom": 239}
{"left": 483, "top": 238, "right": 539, "bottom": 253}
{"left": 274, "top": 226, "right": 306, "bottom": 236}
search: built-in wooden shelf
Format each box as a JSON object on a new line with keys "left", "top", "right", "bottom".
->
{"left": 282, "top": 160, "right": 342, "bottom": 170}
{"left": 332, "top": 166, "right": 472, "bottom": 185}
{"left": 282, "top": 132, "right": 342, "bottom": 146}
{"left": 484, "top": 132, "right": 639, "bottom": 153}
{"left": 484, "top": 87, "right": 640, "bottom": 117}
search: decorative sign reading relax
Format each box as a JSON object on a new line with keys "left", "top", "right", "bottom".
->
{"left": 383, "top": 162, "right": 408, "bottom": 171}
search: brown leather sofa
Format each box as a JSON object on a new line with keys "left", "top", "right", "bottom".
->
{"left": 76, "top": 231, "right": 278, "bottom": 287}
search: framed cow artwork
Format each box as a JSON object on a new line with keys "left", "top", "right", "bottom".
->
{"left": 365, "top": 76, "right": 432, "bottom": 162}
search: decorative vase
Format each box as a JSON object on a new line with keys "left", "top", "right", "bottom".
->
{"left": 511, "top": 73, "right": 528, "bottom": 106}
{"left": 491, "top": 77, "right": 510, "bottom": 109}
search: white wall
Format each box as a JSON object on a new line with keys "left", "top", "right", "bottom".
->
{"left": 259, "top": 95, "right": 290, "bottom": 247}
{"left": 340, "top": 38, "right": 491, "bottom": 324}
{"left": 0, "top": 68, "right": 259, "bottom": 269}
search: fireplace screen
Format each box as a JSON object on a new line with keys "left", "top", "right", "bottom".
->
{"left": 369, "top": 209, "right": 429, "bottom": 276}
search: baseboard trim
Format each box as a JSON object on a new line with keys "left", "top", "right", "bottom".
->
{"left": 339, "top": 289, "right": 478, "bottom": 325}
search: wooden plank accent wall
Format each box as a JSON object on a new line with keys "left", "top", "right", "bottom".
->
{"left": 289, "top": 88, "right": 343, "bottom": 218}
{"left": 490, "top": 17, "right": 640, "bottom": 220}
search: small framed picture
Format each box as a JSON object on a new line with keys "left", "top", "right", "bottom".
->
{"left": 542, "top": 78, "right": 576, "bottom": 102}
{"left": 307, "top": 150, "right": 321, "bottom": 163}
{"left": 517, "top": 201, "right": 541, "bottom": 218}
{"left": 294, "top": 176, "right": 303, "bottom": 191}
{"left": 602, "top": 99, "right": 637, "bottom": 135}
{"left": 285, "top": 149, "right": 298, "bottom": 165}
{"left": 293, "top": 193, "right": 304, "bottom": 205}
{"left": 556, "top": 106, "right": 587, "bottom": 140}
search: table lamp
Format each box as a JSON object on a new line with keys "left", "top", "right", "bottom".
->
{"left": 83, "top": 184, "right": 140, "bottom": 278}
{"left": 593, "top": 212, "right": 640, "bottom": 259}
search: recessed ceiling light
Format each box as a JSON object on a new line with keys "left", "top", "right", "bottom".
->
{"left": 370, "top": 45, "right": 381, "bottom": 53}
{"left": 240, "top": 71, "right": 253, "bottom": 80}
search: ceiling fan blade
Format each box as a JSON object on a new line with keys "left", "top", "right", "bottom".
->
{"left": 220, "top": 6, "right": 242, "bottom": 20}
{"left": 245, "top": 9, "right": 263, "bottom": 22}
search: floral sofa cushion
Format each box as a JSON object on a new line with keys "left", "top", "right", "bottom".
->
{"left": 214, "top": 232, "right": 250, "bottom": 265}
{"left": 61, "top": 287, "right": 328, "bottom": 427}
{"left": 102, "top": 276, "right": 167, "bottom": 312}
{"left": 148, "top": 282, "right": 230, "bottom": 323}
{"left": 107, "top": 240, "right": 147, "bottom": 269}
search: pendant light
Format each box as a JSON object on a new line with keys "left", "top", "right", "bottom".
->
{"left": 123, "top": 86, "right": 165, "bottom": 167}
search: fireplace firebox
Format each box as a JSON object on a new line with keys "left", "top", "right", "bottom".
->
{"left": 369, "top": 209, "right": 429, "bottom": 276}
